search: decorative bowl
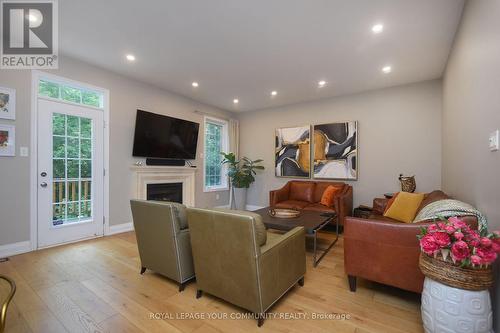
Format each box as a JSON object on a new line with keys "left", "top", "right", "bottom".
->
{"left": 268, "top": 208, "right": 301, "bottom": 219}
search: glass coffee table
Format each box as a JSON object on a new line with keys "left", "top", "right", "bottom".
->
{"left": 254, "top": 208, "right": 338, "bottom": 267}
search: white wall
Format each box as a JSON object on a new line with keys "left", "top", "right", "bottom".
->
{"left": 238, "top": 80, "right": 443, "bottom": 208}
{"left": 442, "top": 0, "right": 500, "bottom": 329}
{"left": 0, "top": 56, "right": 233, "bottom": 246}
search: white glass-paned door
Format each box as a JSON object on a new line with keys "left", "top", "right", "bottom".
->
{"left": 37, "top": 98, "right": 104, "bottom": 248}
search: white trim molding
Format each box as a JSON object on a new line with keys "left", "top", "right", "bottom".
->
{"left": 0, "top": 241, "right": 32, "bottom": 258}
{"left": 107, "top": 222, "right": 134, "bottom": 236}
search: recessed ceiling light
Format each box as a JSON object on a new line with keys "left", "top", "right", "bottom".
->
{"left": 233, "top": 98, "right": 239, "bottom": 104}
{"left": 271, "top": 91, "right": 277, "bottom": 96}
{"left": 382, "top": 65, "right": 392, "bottom": 74}
{"left": 372, "top": 24, "right": 384, "bottom": 34}
{"left": 318, "top": 80, "right": 327, "bottom": 87}
{"left": 126, "top": 54, "right": 136, "bottom": 61}
{"left": 192, "top": 82, "right": 199, "bottom": 87}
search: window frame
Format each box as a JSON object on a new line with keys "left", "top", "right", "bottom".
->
{"left": 203, "top": 115, "right": 229, "bottom": 192}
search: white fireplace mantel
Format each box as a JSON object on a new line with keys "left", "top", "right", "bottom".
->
{"left": 130, "top": 165, "right": 197, "bottom": 206}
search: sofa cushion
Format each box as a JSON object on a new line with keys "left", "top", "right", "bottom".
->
{"left": 275, "top": 200, "right": 310, "bottom": 210}
{"left": 383, "top": 192, "right": 425, "bottom": 223}
{"left": 289, "top": 182, "right": 315, "bottom": 203}
{"left": 314, "top": 182, "right": 344, "bottom": 203}
{"left": 320, "top": 185, "right": 341, "bottom": 207}
{"left": 417, "top": 190, "right": 449, "bottom": 214}
{"left": 303, "top": 203, "right": 336, "bottom": 213}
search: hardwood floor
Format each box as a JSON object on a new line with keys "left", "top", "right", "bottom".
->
{"left": 0, "top": 232, "right": 424, "bottom": 333}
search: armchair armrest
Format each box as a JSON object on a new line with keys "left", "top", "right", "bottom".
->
{"left": 269, "top": 183, "right": 290, "bottom": 207}
{"left": 258, "top": 227, "right": 306, "bottom": 312}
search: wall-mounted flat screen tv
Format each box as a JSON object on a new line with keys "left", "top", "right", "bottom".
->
{"left": 132, "top": 110, "right": 199, "bottom": 160}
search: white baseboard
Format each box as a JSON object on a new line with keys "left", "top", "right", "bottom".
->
{"left": 107, "top": 222, "right": 134, "bottom": 236}
{"left": 0, "top": 241, "right": 32, "bottom": 258}
{"left": 214, "top": 204, "right": 264, "bottom": 211}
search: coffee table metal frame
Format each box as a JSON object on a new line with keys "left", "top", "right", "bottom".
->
{"left": 311, "top": 214, "right": 338, "bottom": 267}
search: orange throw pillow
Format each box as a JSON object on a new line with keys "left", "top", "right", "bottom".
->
{"left": 320, "top": 185, "right": 341, "bottom": 207}
{"left": 383, "top": 192, "right": 425, "bottom": 223}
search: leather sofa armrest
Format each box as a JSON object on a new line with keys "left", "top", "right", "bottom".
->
{"left": 334, "top": 185, "right": 353, "bottom": 225}
{"left": 269, "top": 183, "right": 290, "bottom": 207}
{"left": 372, "top": 198, "right": 389, "bottom": 215}
{"left": 259, "top": 227, "right": 306, "bottom": 312}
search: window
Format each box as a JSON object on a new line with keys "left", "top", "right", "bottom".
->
{"left": 39, "top": 79, "right": 104, "bottom": 109}
{"left": 204, "top": 116, "right": 229, "bottom": 191}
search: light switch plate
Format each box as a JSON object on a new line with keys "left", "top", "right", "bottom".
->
{"left": 20, "top": 146, "right": 29, "bottom": 157}
{"left": 489, "top": 130, "right": 499, "bottom": 151}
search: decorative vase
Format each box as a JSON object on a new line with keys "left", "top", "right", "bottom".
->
{"left": 232, "top": 187, "right": 247, "bottom": 210}
{"left": 421, "top": 277, "right": 493, "bottom": 333}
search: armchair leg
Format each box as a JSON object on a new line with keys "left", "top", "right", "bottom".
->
{"left": 298, "top": 277, "right": 304, "bottom": 287}
{"left": 140, "top": 267, "right": 146, "bottom": 275}
{"left": 348, "top": 275, "right": 357, "bottom": 292}
{"left": 257, "top": 314, "right": 266, "bottom": 327}
{"left": 196, "top": 289, "right": 203, "bottom": 299}
{"left": 179, "top": 282, "right": 186, "bottom": 292}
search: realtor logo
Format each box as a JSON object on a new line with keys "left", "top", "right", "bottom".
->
{"left": 1, "top": 0, "right": 58, "bottom": 69}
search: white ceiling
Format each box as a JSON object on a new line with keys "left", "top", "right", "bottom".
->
{"left": 59, "top": 0, "right": 464, "bottom": 112}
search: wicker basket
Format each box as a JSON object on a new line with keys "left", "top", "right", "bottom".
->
{"left": 419, "top": 253, "right": 493, "bottom": 291}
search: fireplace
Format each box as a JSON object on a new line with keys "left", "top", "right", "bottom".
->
{"left": 147, "top": 183, "right": 183, "bottom": 203}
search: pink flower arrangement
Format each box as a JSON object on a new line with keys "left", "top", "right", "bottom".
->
{"left": 418, "top": 217, "right": 500, "bottom": 268}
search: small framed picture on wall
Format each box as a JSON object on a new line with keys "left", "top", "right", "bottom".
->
{"left": 0, "top": 87, "right": 16, "bottom": 120}
{"left": 0, "top": 124, "right": 15, "bottom": 156}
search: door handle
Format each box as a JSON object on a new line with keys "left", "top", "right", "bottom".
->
{"left": 40, "top": 182, "right": 48, "bottom": 188}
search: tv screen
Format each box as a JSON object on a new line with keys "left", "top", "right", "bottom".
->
{"left": 132, "top": 110, "right": 199, "bottom": 160}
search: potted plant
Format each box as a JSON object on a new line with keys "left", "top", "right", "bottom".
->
{"left": 221, "top": 152, "right": 264, "bottom": 210}
{"left": 417, "top": 217, "right": 500, "bottom": 333}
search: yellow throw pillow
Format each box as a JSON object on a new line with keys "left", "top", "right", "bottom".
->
{"left": 383, "top": 192, "right": 425, "bottom": 223}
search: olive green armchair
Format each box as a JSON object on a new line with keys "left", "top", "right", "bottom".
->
{"left": 187, "top": 208, "right": 306, "bottom": 327}
{"left": 130, "top": 200, "right": 195, "bottom": 291}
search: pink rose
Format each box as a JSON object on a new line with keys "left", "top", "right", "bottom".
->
{"left": 444, "top": 225, "right": 456, "bottom": 234}
{"left": 480, "top": 237, "right": 493, "bottom": 248}
{"left": 492, "top": 238, "right": 500, "bottom": 253}
{"left": 471, "top": 255, "right": 482, "bottom": 266}
{"left": 451, "top": 241, "right": 470, "bottom": 262}
{"left": 454, "top": 232, "right": 464, "bottom": 241}
{"left": 477, "top": 247, "right": 497, "bottom": 265}
{"left": 433, "top": 232, "right": 451, "bottom": 248}
{"left": 420, "top": 234, "right": 439, "bottom": 256}
{"left": 449, "top": 217, "right": 467, "bottom": 229}
{"left": 427, "top": 224, "right": 439, "bottom": 233}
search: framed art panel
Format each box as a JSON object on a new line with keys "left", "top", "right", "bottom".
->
{"left": 0, "top": 87, "right": 16, "bottom": 120}
{"left": 275, "top": 125, "right": 310, "bottom": 178}
{"left": 313, "top": 121, "right": 357, "bottom": 180}
{"left": 0, "top": 124, "right": 15, "bottom": 156}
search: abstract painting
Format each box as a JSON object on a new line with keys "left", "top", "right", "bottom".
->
{"left": 275, "top": 125, "right": 310, "bottom": 178}
{"left": 0, "top": 124, "right": 15, "bottom": 156}
{"left": 313, "top": 121, "right": 357, "bottom": 180}
{"left": 0, "top": 87, "right": 16, "bottom": 120}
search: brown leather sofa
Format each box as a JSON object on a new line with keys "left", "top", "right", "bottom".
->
{"left": 270, "top": 181, "right": 353, "bottom": 225}
{"left": 344, "top": 191, "right": 478, "bottom": 293}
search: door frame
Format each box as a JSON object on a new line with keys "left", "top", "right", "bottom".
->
{"left": 30, "top": 70, "right": 110, "bottom": 250}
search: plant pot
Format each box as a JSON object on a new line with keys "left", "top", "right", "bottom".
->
{"left": 232, "top": 187, "right": 247, "bottom": 210}
{"left": 421, "top": 277, "right": 493, "bottom": 333}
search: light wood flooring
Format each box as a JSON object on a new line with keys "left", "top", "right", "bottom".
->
{"left": 0, "top": 231, "right": 424, "bottom": 333}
